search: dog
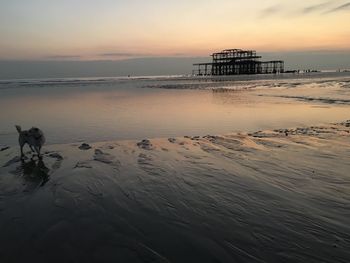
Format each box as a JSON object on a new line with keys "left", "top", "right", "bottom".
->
{"left": 15, "top": 125, "right": 46, "bottom": 158}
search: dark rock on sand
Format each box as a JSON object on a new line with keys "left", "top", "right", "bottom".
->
{"left": 48, "top": 152, "right": 63, "bottom": 160}
{"left": 93, "top": 149, "right": 120, "bottom": 167}
{"left": 137, "top": 139, "right": 154, "bottom": 150}
{"left": 94, "top": 149, "right": 112, "bottom": 164}
{"left": 340, "top": 120, "right": 350, "bottom": 127}
{"left": 0, "top": 145, "right": 10, "bottom": 152}
{"left": 168, "top": 138, "right": 176, "bottom": 143}
{"left": 79, "top": 143, "right": 92, "bottom": 150}
{"left": 75, "top": 161, "right": 92, "bottom": 169}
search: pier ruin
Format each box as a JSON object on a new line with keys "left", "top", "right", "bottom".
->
{"left": 193, "top": 49, "right": 284, "bottom": 76}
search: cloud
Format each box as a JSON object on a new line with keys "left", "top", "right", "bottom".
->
{"left": 98, "top": 52, "right": 192, "bottom": 59}
{"left": 171, "top": 53, "right": 188, "bottom": 57}
{"left": 325, "top": 2, "right": 350, "bottom": 13}
{"left": 303, "top": 1, "right": 333, "bottom": 14}
{"left": 46, "top": 55, "right": 81, "bottom": 59}
{"left": 259, "top": 1, "right": 349, "bottom": 18}
{"left": 259, "top": 5, "right": 282, "bottom": 18}
{"left": 98, "top": 52, "right": 146, "bottom": 57}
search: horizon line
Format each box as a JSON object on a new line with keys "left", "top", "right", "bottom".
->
{"left": 1, "top": 49, "right": 350, "bottom": 62}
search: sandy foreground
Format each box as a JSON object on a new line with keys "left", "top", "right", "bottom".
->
{"left": 0, "top": 121, "right": 350, "bottom": 262}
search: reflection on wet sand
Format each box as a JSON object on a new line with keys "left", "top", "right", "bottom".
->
{"left": 0, "top": 121, "right": 350, "bottom": 262}
{"left": 17, "top": 158, "right": 50, "bottom": 189}
{"left": 211, "top": 89, "right": 253, "bottom": 105}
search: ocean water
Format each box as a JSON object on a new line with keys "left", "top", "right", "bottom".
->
{"left": 1, "top": 72, "right": 350, "bottom": 146}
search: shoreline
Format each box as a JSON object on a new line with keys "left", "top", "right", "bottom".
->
{"left": 1, "top": 70, "right": 350, "bottom": 85}
{"left": 1, "top": 120, "right": 350, "bottom": 166}
{"left": 1, "top": 120, "right": 350, "bottom": 160}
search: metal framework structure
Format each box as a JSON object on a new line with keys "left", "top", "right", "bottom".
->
{"left": 193, "top": 49, "right": 284, "bottom": 76}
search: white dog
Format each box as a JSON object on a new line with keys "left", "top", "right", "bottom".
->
{"left": 15, "top": 125, "right": 46, "bottom": 158}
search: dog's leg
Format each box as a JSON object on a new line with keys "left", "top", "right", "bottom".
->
{"left": 20, "top": 144, "right": 24, "bottom": 159}
{"left": 38, "top": 146, "right": 42, "bottom": 159}
{"left": 34, "top": 146, "right": 42, "bottom": 159}
{"left": 29, "top": 145, "right": 35, "bottom": 152}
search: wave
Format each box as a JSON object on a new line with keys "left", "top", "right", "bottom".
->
{"left": 145, "top": 79, "right": 350, "bottom": 91}
{"left": 273, "top": 95, "right": 350, "bottom": 105}
{"left": 0, "top": 75, "right": 186, "bottom": 90}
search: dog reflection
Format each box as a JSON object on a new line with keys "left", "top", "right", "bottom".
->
{"left": 20, "top": 158, "right": 50, "bottom": 189}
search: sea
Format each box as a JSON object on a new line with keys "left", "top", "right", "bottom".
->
{"left": 1, "top": 72, "right": 350, "bottom": 146}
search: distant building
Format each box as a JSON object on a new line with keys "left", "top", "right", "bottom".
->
{"left": 193, "top": 49, "right": 284, "bottom": 76}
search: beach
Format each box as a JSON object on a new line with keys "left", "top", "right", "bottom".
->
{"left": 1, "top": 120, "right": 350, "bottom": 262}
{"left": 2, "top": 0, "right": 350, "bottom": 261}
{"left": 0, "top": 73, "right": 350, "bottom": 262}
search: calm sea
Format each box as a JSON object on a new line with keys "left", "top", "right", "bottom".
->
{"left": 1, "top": 72, "right": 350, "bottom": 145}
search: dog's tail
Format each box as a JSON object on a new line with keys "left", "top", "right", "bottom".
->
{"left": 15, "top": 125, "right": 22, "bottom": 133}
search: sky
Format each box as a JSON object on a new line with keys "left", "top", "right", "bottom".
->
{"left": 0, "top": 0, "right": 350, "bottom": 61}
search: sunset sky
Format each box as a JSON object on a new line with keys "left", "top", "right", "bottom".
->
{"left": 0, "top": 0, "right": 349, "bottom": 60}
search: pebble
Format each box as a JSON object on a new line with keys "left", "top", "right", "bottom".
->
{"left": 79, "top": 143, "right": 92, "bottom": 150}
{"left": 48, "top": 152, "right": 63, "bottom": 160}
{"left": 94, "top": 149, "right": 114, "bottom": 164}
{"left": 137, "top": 139, "right": 154, "bottom": 150}
{"left": 75, "top": 161, "right": 92, "bottom": 169}
{"left": 168, "top": 138, "right": 176, "bottom": 143}
{"left": 0, "top": 145, "right": 10, "bottom": 152}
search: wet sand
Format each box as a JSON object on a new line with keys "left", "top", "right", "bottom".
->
{"left": 0, "top": 121, "right": 349, "bottom": 262}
